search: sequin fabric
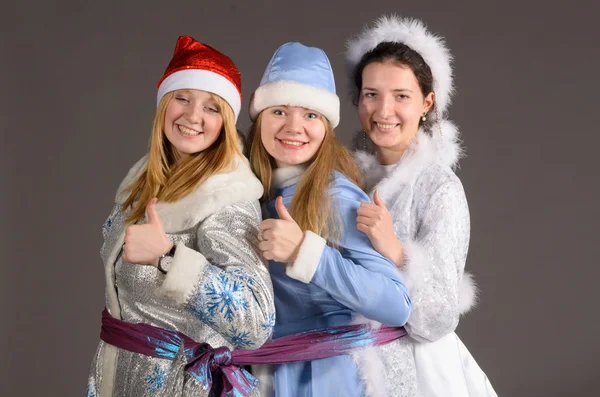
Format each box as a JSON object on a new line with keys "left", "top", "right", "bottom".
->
{"left": 360, "top": 159, "right": 470, "bottom": 396}
{"left": 87, "top": 201, "right": 274, "bottom": 397}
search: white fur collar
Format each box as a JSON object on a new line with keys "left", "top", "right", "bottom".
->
{"left": 114, "top": 155, "right": 264, "bottom": 232}
{"left": 272, "top": 165, "right": 306, "bottom": 189}
{"left": 354, "top": 119, "right": 463, "bottom": 192}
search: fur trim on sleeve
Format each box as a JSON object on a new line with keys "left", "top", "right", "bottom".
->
{"left": 285, "top": 231, "right": 326, "bottom": 284}
{"left": 457, "top": 272, "right": 479, "bottom": 314}
{"left": 158, "top": 243, "right": 209, "bottom": 305}
{"left": 401, "top": 240, "right": 478, "bottom": 316}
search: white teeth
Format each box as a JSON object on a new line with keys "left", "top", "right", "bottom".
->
{"left": 376, "top": 123, "right": 397, "bottom": 129}
{"left": 279, "top": 140, "right": 305, "bottom": 146}
{"left": 178, "top": 125, "right": 201, "bottom": 136}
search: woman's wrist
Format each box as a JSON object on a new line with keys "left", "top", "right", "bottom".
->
{"left": 392, "top": 239, "right": 405, "bottom": 267}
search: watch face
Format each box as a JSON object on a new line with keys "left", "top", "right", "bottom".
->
{"left": 159, "top": 255, "right": 173, "bottom": 274}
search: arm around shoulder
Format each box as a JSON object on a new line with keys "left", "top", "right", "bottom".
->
{"left": 286, "top": 179, "right": 412, "bottom": 326}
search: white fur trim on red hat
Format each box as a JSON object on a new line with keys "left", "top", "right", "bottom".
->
{"left": 346, "top": 15, "right": 454, "bottom": 115}
{"left": 157, "top": 69, "right": 242, "bottom": 121}
{"left": 249, "top": 80, "right": 340, "bottom": 127}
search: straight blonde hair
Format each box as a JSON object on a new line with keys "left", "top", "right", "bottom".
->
{"left": 248, "top": 112, "right": 363, "bottom": 242}
{"left": 123, "top": 91, "right": 241, "bottom": 224}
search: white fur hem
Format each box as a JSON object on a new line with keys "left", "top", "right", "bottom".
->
{"left": 249, "top": 80, "right": 340, "bottom": 127}
{"left": 285, "top": 231, "right": 326, "bottom": 284}
{"left": 252, "top": 364, "right": 274, "bottom": 397}
{"left": 159, "top": 243, "right": 208, "bottom": 304}
{"left": 99, "top": 344, "right": 118, "bottom": 397}
{"left": 351, "top": 346, "right": 388, "bottom": 397}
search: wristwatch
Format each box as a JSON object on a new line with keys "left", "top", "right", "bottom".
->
{"left": 158, "top": 244, "right": 177, "bottom": 274}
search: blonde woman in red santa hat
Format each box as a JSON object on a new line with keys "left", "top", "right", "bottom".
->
{"left": 345, "top": 15, "right": 498, "bottom": 396}
{"left": 85, "top": 36, "right": 275, "bottom": 397}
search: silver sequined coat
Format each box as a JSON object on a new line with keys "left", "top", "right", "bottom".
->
{"left": 352, "top": 120, "right": 497, "bottom": 397}
{"left": 86, "top": 155, "right": 275, "bottom": 397}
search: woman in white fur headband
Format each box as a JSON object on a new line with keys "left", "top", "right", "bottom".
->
{"left": 347, "top": 15, "right": 498, "bottom": 396}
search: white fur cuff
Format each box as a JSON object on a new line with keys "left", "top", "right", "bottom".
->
{"left": 458, "top": 272, "right": 478, "bottom": 314}
{"left": 159, "top": 242, "right": 209, "bottom": 305}
{"left": 285, "top": 231, "right": 326, "bottom": 284}
{"left": 402, "top": 240, "right": 478, "bottom": 314}
{"left": 400, "top": 240, "right": 430, "bottom": 294}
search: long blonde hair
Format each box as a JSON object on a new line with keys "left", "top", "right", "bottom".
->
{"left": 248, "top": 112, "right": 362, "bottom": 241}
{"left": 123, "top": 91, "right": 241, "bottom": 224}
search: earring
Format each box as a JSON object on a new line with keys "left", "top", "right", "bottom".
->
{"left": 421, "top": 113, "right": 427, "bottom": 122}
{"left": 362, "top": 130, "right": 368, "bottom": 150}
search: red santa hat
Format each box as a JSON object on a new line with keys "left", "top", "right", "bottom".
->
{"left": 157, "top": 36, "right": 242, "bottom": 121}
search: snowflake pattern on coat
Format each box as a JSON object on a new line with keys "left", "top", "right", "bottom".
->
{"left": 145, "top": 364, "right": 168, "bottom": 393}
{"left": 232, "top": 268, "right": 257, "bottom": 287}
{"left": 189, "top": 298, "right": 218, "bottom": 328}
{"left": 226, "top": 327, "right": 255, "bottom": 349}
{"left": 85, "top": 384, "right": 97, "bottom": 397}
{"left": 261, "top": 312, "right": 276, "bottom": 332}
{"left": 204, "top": 271, "right": 249, "bottom": 322}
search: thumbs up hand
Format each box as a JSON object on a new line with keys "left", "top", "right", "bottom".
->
{"left": 356, "top": 190, "right": 405, "bottom": 267}
{"left": 122, "top": 198, "right": 174, "bottom": 267}
{"left": 258, "top": 196, "right": 304, "bottom": 263}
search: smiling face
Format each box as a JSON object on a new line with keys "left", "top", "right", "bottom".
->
{"left": 358, "top": 61, "right": 434, "bottom": 162}
{"left": 259, "top": 106, "right": 327, "bottom": 168}
{"left": 163, "top": 89, "right": 224, "bottom": 157}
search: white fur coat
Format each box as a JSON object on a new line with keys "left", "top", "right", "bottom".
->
{"left": 350, "top": 120, "right": 496, "bottom": 396}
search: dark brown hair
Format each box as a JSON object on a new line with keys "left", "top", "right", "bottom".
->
{"left": 352, "top": 41, "right": 435, "bottom": 128}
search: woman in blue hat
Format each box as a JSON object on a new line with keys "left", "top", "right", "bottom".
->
{"left": 247, "top": 42, "right": 412, "bottom": 397}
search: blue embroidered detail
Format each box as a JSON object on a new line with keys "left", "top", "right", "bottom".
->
{"left": 101, "top": 217, "right": 113, "bottom": 238}
{"left": 189, "top": 298, "right": 217, "bottom": 327}
{"left": 226, "top": 327, "right": 255, "bottom": 349}
{"left": 85, "top": 384, "right": 97, "bottom": 397}
{"left": 145, "top": 364, "right": 168, "bottom": 392}
{"left": 232, "top": 268, "right": 257, "bottom": 287}
{"left": 204, "top": 272, "right": 249, "bottom": 322}
{"left": 261, "top": 312, "right": 276, "bottom": 332}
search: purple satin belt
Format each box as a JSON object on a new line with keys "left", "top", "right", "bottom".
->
{"left": 100, "top": 308, "right": 407, "bottom": 396}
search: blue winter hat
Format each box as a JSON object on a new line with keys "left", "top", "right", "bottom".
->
{"left": 249, "top": 42, "right": 340, "bottom": 127}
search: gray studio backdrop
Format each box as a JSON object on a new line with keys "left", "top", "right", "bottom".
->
{"left": 2, "top": 1, "right": 599, "bottom": 396}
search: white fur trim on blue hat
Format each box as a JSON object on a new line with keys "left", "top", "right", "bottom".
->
{"left": 250, "top": 42, "right": 340, "bottom": 127}
{"left": 249, "top": 80, "right": 340, "bottom": 127}
{"left": 157, "top": 69, "right": 242, "bottom": 121}
{"left": 346, "top": 15, "right": 454, "bottom": 115}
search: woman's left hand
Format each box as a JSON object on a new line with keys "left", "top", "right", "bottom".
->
{"left": 258, "top": 196, "right": 304, "bottom": 263}
{"left": 357, "top": 190, "right": 404, "bottom": 267}
{"left": 122, "top": 198, "right": 173, "bottom": 266}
